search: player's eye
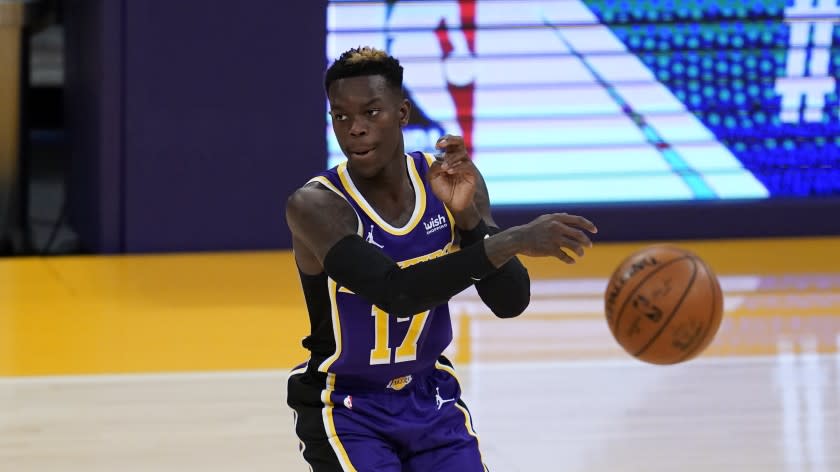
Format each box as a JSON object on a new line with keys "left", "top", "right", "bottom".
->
{"left": 331, "top": 112, "right": 347, "bottom": 121}
{"left": 367, "top": 109, "right": 380, "bottom": 117}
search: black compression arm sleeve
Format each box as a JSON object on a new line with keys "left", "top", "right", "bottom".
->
{"left": 458, "top": 221, "right": 531, "bottom": 318}
{"left": 323, "top": 234, "right": 497, "bottom": 316}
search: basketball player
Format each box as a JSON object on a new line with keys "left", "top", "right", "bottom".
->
{"left": 285, "top": 46, "right": 598, "bottom": 471}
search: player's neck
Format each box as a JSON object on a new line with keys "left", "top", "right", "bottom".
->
{"left": 352, "top": 153, "right": 411, "bottom": 199}
{"left": 349, "top": 151, "right": 415, "bottom": 223}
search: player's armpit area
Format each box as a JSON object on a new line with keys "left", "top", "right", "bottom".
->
{"left": 323, "top": 234, "right": 497, "bottom": 316}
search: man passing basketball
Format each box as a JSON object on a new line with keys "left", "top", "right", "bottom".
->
{"left": 284, "top": 46, "right": 598, "bottom": 471}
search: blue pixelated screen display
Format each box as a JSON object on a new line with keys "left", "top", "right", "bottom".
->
{"left": 326, "top": 0, "right": 840, "bottom": 205}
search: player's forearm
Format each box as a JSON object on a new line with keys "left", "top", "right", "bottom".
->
{"left": 482, "top": 227, "right": 527, "bottom": 268}
{"left": 457, "top": 221, "right": 531, "bottom": 317}
{"left": 474, "top": 260, "right": 531, "bottom": 318}
{"left": 323, "top": 234, "right": 499, "bottom": 316}
{"left": 456, "top": 216, "right": 527, "bottom": 269}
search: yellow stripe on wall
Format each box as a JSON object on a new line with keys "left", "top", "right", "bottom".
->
{"left": 0, "top": 251, "right": 310, "bottom": 376}
{"left": 1, "top": 237, "right": 839, "bottom": 376}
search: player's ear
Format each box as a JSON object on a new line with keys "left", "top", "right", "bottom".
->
{"left": 399, "top": 97, "right": 411, "bottom": 127}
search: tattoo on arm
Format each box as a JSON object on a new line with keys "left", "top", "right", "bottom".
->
{"left": 473, "top": 170, "right": 497, "bottom": 228}
{"left": 285, "top": 184, "right": 359, "bottom": 268}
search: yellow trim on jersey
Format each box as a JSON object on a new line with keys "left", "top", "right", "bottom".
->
{"left": 320, "top": 373, "right": 337, "bottom": 406}
{"left": 454, "top": 402, "right": 480, "bottom": 437}
{"left": 336, "top": 155, "right": 427, "bottom": 236}
{"left": 398, "top": 243, "right": 454, "bottom": 269}
{"left": 434, "top": 360, "right": 461, "bottom": 384}
{"left": 306, "top": 176, "right": 363, "bottom": 237}
{"left": 336, "top": 243, "right": 455, "bottom": 296}
{"left": 323, "top": 405, "right": 356, "bottom": 471}
{"left": 444, "top": 205, "right": 456, "bottom": 246}
{"left": 307, "top": 175, "right": 343, "bottom": 196}
{"left": 422, "top": 151, "right": 436, "bottom": 167}
{"left": 318, "top": 279, "right": 343, "bottom": 373}
{"left": 435, "top": 361, "right": 488, "bottom": 469}
{"left": 320, "top": 373, "right": 357, "bottom": 472}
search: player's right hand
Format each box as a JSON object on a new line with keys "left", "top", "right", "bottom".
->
{"left": 428, "top": 134, "right": 477, "bottom": 213}
{"left": 513, "top": 213, "right": 598, "bottom": 264}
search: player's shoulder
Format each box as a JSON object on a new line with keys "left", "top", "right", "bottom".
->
{"left": 286, "top": 162, "right": 359, "bottom": 224}
{"left": 288, "top": 164, "right": 343, "bottom": 205}
{"left": 287, "top": 180, "right": 341, "bottom": 213}
{"left": 285, "top": 180, "right": 359, "bottom": 240}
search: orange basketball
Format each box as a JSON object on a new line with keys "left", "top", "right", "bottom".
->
{"left": 604, "top": 245, "right": 724, "bottom": 365}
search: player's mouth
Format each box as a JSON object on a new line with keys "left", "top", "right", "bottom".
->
{"left": 349, "top": 147, "right": 375, "bottom": 159}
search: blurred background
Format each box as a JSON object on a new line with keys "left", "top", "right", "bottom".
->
{"left": 1, "top": 1, "right": 840, "bottom": 471}
{"left": 0, "top": 0, "right": 838, "bottom": 257}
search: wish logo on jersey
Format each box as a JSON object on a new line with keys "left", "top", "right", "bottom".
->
{"left": 424, "top": 214, "right": 449, "bottom": 235}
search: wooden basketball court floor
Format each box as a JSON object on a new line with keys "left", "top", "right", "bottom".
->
{"left": 1, "top": 236, "right": 839, "bottom": 471}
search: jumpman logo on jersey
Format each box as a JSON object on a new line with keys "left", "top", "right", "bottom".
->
{"left": 435, "top": 387, "right": 455, "bottom": 410}
{"left": 366, "top": 225, "right": 384, "bottom": 248}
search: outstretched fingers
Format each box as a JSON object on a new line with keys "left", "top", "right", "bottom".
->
{"left": 554, "top": 248, "right": 576, "bottom": 264}
{"left": 563, "top": 214, "right": 598, "bottom": 234}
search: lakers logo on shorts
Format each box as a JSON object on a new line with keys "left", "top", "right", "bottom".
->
{"left": 386, "top": 375, "right": 412, "bottom": 391}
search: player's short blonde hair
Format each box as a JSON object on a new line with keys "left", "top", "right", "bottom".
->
{"left": 343, "top": 46, "right": 390, "bottom": 64}
{"left": 325, "top": 46, "right": 404, "bottom": 94}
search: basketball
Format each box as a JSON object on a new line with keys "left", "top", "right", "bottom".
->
{"left": 604, "top": 245, "right": 724, "bottom": 365}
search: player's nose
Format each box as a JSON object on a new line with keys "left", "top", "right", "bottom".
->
{"left": 348, "top": 117, "right": 367, "bottom": 136}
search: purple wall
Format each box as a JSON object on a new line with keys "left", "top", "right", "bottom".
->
{"left": 122, "top": 2, "right": 326, "bottom": 252}
{"left": 493, "top": 197, "right": 840, "bottom": 243}
{"left": 66, "top": 0, "right": 327, "bottom": 253}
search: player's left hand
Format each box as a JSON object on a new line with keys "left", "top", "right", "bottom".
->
{"left": 427, "top": 135, "right": 477, "bottom": 213}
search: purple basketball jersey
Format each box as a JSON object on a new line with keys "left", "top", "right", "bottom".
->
{"left": 307, "top": 152, "right": 456, "bottom": 390}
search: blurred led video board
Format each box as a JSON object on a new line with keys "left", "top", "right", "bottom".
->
{"left": 326, "top": 0, "right": 840, "bottom": 205}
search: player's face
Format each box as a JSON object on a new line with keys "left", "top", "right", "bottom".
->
{"left": 328, "top": 75, "right": 410, "bottom": 177}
